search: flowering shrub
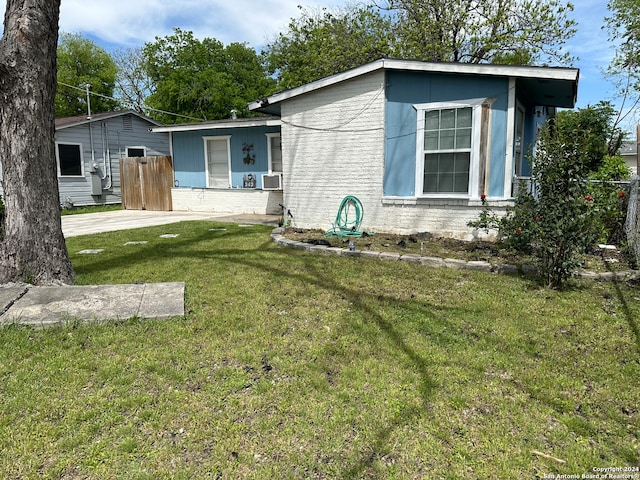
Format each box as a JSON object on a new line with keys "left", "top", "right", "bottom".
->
{"left": 469, "top": 122, "right": 601, "bottom": 288}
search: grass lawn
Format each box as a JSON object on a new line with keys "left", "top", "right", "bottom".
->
{"left": 61, "top": 204, "right": 122, "bottom": 215}
{"left": 1, "top": 221, "right": 639, "bottom": 479}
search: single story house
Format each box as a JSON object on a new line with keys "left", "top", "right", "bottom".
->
{"left": 620, "top": 140, "right": 638, "bottom": 177}
{"left": 247, "top": 58, "right": 579, "bottom": 239}
{"left": 151, "top": 116, "right": 283, "bottom": 215}
{"left": 54, "top": 110, "right": 170, "bottom": 207}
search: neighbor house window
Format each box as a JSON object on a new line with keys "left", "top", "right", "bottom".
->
{"left": 56, "top": 142, "right": 83, "bottom": 176}
{"left": 127, "top": 147, "right": 146, "bottom": 157}
{"left": 204, "top": 136, "right": 231, "bottom": 188}
{"left": 415, "top": 99, "right": 489, "bottom": 198}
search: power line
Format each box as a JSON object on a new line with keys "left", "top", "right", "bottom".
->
{"left": 57, "top": 81, "right": 206, "bottom": 122}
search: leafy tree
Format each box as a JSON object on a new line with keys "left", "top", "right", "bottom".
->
{"left": 264, "top": 5, "right": 396, "bottom": 90}
{"left": 553, "top": 101, "right": 626, "bottom": 172}
{"left": 606, "top": 0, "right": 640, "bottom": 70}
{"left": 471, "top": 101, "right": 632, "bottom": 284}
{"left": 56, "top": 33, "right": 119, "bottom": 117}
{"left": 112, "top": 47, "right": 153, "bottom": 115}
{"left": 0, "top": 0, "right": 74, "bottom": 284}
{"left": 143, "top": 28, "right": 276, "bottom": 124}
{"left": 604, "top": 0, "right": 640, "bottom": 130}
{"left": 381, "top": 0, "right": 576, "bottom": 65}
{"left": 266, "top": 1, "right": 576, "bottom": 90}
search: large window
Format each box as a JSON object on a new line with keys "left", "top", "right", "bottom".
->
{"left": 56, "top": 142, "right": 83, "bottom": 176}
{"left": 423, "top": 107, "right": 472, "bottom": 193}
{"left": 204, "top": 136, "right": 231, "bottom": 188}
{"left": 415, "top": 99, "right": 488, "bottom": 198}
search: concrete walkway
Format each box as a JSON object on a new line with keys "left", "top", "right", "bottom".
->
{"left": 62, "top": 209, "right": 280, "bottom": 237}
{"left": 1, "top": 210, "right": 280, "bottom": 328}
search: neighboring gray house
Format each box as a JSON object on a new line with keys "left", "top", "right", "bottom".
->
{"left": 54, "top": 110, "right": 170, "bottom": 207}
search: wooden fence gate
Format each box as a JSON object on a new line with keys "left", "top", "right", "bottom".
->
{"left": 120, "top": 156, "right": 173, "bottom": 211}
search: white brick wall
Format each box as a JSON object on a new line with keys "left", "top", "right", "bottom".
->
{"left": 172, "top": 188, "right": 283, "bottom": 215}
{"left": 376, "top": 199, "right": 509, "bottom": 240}
{"left": 281, "top": 71, "right": 386, "bottom": 232}
{"left": 279, "top": 70, "right": 509, "bottom": 239}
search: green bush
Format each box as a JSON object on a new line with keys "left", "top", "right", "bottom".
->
{"left": 470, "top": 123, "right": 601, "bottom": 288}
{"left": 586, "top": 155, "right": 631, "bottom": 245}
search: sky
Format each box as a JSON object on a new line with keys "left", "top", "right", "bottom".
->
{"left": 0, "top": 0, "right": 630, "bottom": 126}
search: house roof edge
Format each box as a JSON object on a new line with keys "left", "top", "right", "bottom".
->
{"left": 151, "top": 116, "right": 281, "bottom": 133}
{"left": 55, "top": 109, "right": 162, "bottom": 130}
{"left": 248, "top": 58, "right": 580, "bottom": 113}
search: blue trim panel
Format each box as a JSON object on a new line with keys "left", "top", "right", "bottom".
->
{"left": 171, "top": 125, "right": 280, "bottom": 189}
{"left": 383, "top": 70, "right": 510, "bottom": 197}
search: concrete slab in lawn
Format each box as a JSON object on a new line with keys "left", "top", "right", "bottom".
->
{"left": 0, "top": 285, "right": 29, "bottom": 313}
{"left": 0, "top": 282, "right": 184, "bottom": 328}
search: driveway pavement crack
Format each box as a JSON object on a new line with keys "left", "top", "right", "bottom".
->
{"left": 0, "top": 285, "right": 31, "bottom": 317}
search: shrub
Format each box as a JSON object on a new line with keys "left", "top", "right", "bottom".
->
{"left": 469, "top": 123, "right": 600, "bottom": 288}
{"left": 586, "top": 154, "right": 631, "bottom": 245}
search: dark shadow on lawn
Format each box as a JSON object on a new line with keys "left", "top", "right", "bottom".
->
{"left": 204, "top": 248, "right": 445, "bottom": 477}
{"left": 68, "top": 224, "right": 482, "bottom": 475}
{"left": 610, "top": 276, "right": 640, "bottom": 355}
{"left": 68, "top": 221, "right": 268, "bottom": 278}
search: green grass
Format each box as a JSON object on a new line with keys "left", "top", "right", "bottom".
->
{"left": 1, "top": 220, "right": 639, "bottom": 479}
{"left": 61, "top": 203, "right": 122, "bottom": 215}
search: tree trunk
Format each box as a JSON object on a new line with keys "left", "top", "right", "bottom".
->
{"left": 0, "top": 0, "right": 74, "bottom": 285}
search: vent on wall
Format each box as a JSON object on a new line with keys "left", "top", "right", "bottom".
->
{"left": 122, "top": 115, "right": 133, "bottom": 131}
{"left": 261, "top": 173, "right": 282, "bottom": 191}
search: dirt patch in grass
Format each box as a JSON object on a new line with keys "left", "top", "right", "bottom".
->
{"left": 283, "top": 228, "right": 636, "bottom": 273}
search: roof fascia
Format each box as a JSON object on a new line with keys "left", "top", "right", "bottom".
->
{"left": 152, "top": 118, "right": 281, "bottom": 133}
{"left": 248, "top": 58, "right": 579, "bottom": 112}
{"left": 56, "top": 110, "right": 161, "bottom": 130}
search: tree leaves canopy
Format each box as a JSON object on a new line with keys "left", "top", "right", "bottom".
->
{"left": 112, "top": 47, "right": 153, "bottom": 115}
{"left": 554, "top": 101, "right": 626, "bottom": 170}
{"left": 264, "top": 5, "right": 396, "bottom": 90}
{"left": 606, "top": 0, "right": 640, "bottom": 70}
{"left": 142, "top": 28, "right": 276, "bottom": 124}
{"left": 56, "top": 32, "right": 119, "bottom": 117}
{"left": 382, "top": 0, "right": 576, "bottom": 65}
{"left": 265, "top": 1, "right": 577, "bottom": 90}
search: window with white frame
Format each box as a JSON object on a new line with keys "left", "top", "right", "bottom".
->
{"left": 56, "top": 142, "right": 84, "bottom": 176}
{"left": 266, "top": 133, "right": 282, "bottom": 173}
{"left": 415, "top": 99, "right": 489, "bottom": 198}
{"left": 204, "top": 136, "right": 231, "bottom": 188}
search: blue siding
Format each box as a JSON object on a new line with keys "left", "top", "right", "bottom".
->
{"left": 172, "top": 125, "right": 280, "bottom": 189}
{"left": 384, "top": 71, "right": 510, "bottom": 197}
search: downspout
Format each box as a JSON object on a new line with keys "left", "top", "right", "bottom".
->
{"left": 103, "top": 122, "right": 113, "bottom": 189}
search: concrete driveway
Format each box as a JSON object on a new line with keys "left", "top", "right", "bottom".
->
{"left": 0, "top": 209, "right": 279, "bottom": 327}
{"left": 62, "top": 209, "right": 280, "bottom": 237}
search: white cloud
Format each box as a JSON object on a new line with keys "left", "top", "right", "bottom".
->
{"left": 0, "top": 0, "right": 348, "bottom": 49}
{"left": 0, "top": 0, "right": 625, "bottom": 111}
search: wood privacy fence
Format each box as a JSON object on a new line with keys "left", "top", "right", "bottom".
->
{"left": 120, "top": 156, "right": 173, "bottom": 211}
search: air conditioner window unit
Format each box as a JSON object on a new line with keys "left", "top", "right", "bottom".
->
{"left": 262, "top": 173, "right": 282, "bottom": 190}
